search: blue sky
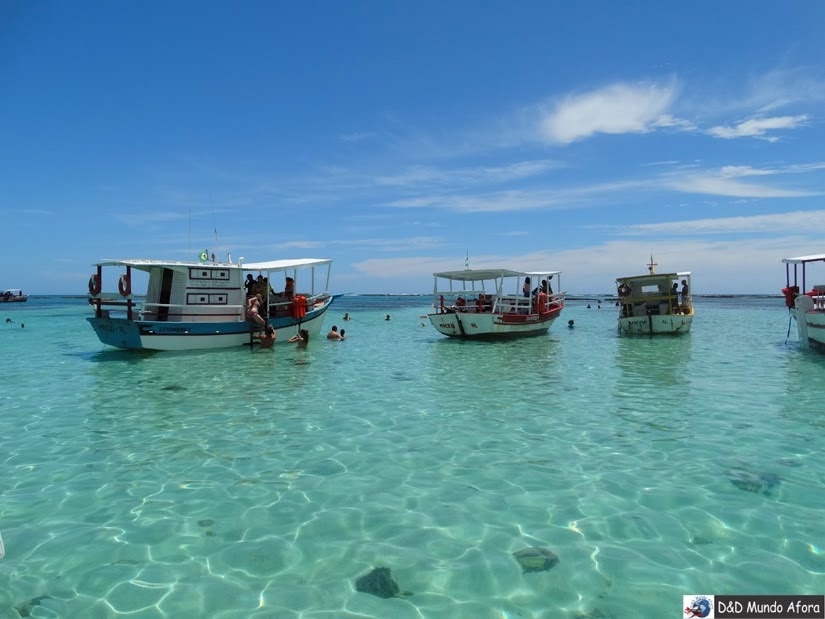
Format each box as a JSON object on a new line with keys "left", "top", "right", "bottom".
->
{"left": 2, "top": 1, "right": 824, "bottom": 294}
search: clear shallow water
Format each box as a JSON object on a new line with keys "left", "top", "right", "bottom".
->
{"left": 1, "top": 296, "right": 824, "bottom": 618}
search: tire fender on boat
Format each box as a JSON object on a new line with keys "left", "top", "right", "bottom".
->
{"left": 88, "top": 274, "right": 101, "bottom": 296}
{"left": 118, "top": 273, "right": 132, "bottom": 297}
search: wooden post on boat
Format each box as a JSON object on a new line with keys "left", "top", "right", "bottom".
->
{"left": 126, "top": 265, "right": 133, "bottom": 321}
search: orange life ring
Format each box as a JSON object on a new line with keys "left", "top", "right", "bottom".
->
{"left": 88, "top": 274, "right": 101, "bottom": 296}
{"left": 118, "top": 274, "right": 132, "bottom": 297}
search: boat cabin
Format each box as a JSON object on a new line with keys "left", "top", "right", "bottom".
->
{"left": 616, "top": 272, "right": 691, "bottom": 318}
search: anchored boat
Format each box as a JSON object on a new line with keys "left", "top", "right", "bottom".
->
{"left": 0, "top": 289, "right": 28, "bottom": 303}
{"left": 428, "top": 267, "right": 565, "bottom": 339}
{"left": 616, "top": 259, "right": 693, "bottom": 335}
{"left": 87, "top": 256, "right": 333, "bottom": 350}
{"left": 781, "top": 254, "right": 825, "bottom": 350}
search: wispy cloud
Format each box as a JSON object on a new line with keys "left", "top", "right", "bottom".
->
{"left": 660, "top": 161, "right": 824, "bottom": 198}
{"left": 707, "top": 114, "right": 809, "bottom": 141}
{"left": 387, "top": 180, "right": 646, "bottom": 212}
{"left": 374, "top": 159, "right": 562, "bottom": 188}
{"left": 664, "top": 173, "right": 818, "bottom": 198}
{"left": 538, "top": 81, "right": 686, "bottom": 144}
{"left": 612, "top": 210, "right": 825, "bottom": 236}
{"left": 338, "top": 131, "right": 380, "bottom": 143}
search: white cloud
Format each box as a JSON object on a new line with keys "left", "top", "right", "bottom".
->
{"left": 352, "top": 237, "right": 818, "bottom": 294}
{"left": 720, "top": 166, "right": 777, "bottom": 178}
{"left": 707, "top": 115, "right": 809, "bottom": 141}
{"left": 539, "top": 82, "right": 680, "bottom": 144}
{"left": 664, "top": 173, "right": 818, "bottom": 198}
{"left": 614, "top": 210, "right": 825, "bottom": 236}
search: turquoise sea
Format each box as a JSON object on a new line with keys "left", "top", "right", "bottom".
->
{"left": 1, "top": 295, "right": 824, "bottom": 618}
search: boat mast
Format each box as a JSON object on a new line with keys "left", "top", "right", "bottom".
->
{"left": 648, "top": 255, "right": 657, "bottom": 275}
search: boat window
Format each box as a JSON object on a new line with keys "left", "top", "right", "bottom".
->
{"left": 187, "top": 293, "right": 228, "bottom": 305}
{"left": 188, "top": 268, "right": 230, "bottom": 281}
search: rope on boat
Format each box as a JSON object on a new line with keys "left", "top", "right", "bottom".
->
{"left": 785, "top": 311, "right": 792, "bottom": 344}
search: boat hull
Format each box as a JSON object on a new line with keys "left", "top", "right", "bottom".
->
{"left": 428, "top": 308, "right": 561, "bottom": 339}
{"left": 792, "top": 295, "right": 825, "bottom": 349}
{"left": 618, "top": 313, "right": 693, "bottom": 335}
{"left": 88, "top": 301, "right": 332, "bottom": 350}
{"left": 0, "top": 296, "right": 28, "bottom": 303}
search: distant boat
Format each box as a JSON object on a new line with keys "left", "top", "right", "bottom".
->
{"left": 781, "top": 253, "right": 825, "bottom": 350}
{"left": 427, "top": 267, "right": 565, "bottom": 339}
{"left": 616, "top": 258, "right": 693, "bottom": 335}
{"left": 0, "top": 289, "right": 28, "bottom": 303}
{"left": 87, "top": 257, "right": 334, "bottom": 350}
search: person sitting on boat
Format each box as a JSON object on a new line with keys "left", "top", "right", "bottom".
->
{"left": 454, "top": 296, "right": 466, "bottom": 310}
{"left": 284, "top": 277, "right": 295, "bottom": 301}
{"left": 522, "top": 277, "right": 531, "bottom": 297}
{"left": 253, "top": 325, "right": 276, "bottom": 349}
{"left": 327, "top": 325, "right": 344, "bottom": 340}
{"left": 246, "top": 294, "right": 266, "bottom": 330}
{"left": 288, "top": 329, "right": 309, "bottom": 346}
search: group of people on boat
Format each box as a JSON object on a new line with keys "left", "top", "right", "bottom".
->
{"left": 522, "top": 277, "right": 553, "bottom": 298}
{"left": 245, "top": 274, "right": 297, "bottom": 326}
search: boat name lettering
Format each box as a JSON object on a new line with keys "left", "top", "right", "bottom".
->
{"left": 438, "top": 322, "right": 455, "bottom": 329}
{"left": 99, "top": 322, "right": 128, "bottom": 333}
{"left": 470, "top": 323, "right": 478, "bottom": 328}
{"left": 157, "top": 327, "right": 189, "bottom": 334}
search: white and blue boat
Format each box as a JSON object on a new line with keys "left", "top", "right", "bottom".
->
{"left": 87, "top": 256, "right": 334, "bottom": 350}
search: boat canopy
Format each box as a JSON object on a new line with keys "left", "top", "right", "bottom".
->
{"left": 94, "top": 258, "right": 332, "bottom": 273}
{"left": 434, "top": 268, "right": 561, "bottom": 281}
{"left": 0, "top": 289, "right": 23, "bottom": 295}
{"left": 617, "top": 272, "right": 690, "bottom": 283}
{"left": 782, "top": 254, "right": 825, "bottom": 265}
{"left": 242, "top": 258, "right": 332, "bottom": 272}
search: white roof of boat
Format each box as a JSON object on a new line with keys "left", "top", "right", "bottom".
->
{"left": 617, "top": 271, "right": 690, "bottom": 281}
{"left": 782, "top": 254, "right": 825, "bottom": 264}
{"left": 243, "top": 258, "right": 332, "bottom": 271}
{"left": 434, "top": 268, "right": 561, "bottom": 281}
{"left": 94, "top": 258, "right": 332, "bottom": 271}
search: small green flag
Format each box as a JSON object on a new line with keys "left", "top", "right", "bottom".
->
{"left": 199, "top": 250, "right": 209, "bottom": 262}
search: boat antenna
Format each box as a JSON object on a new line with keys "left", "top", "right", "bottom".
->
{"left": 211, "top": 200, "right": 220, "bottom": 261}
{"left": 465, "top": 250, "right": 470, "bottom": 270}
{"left": 188, "top": 206, "right": 192, "bottom": 256}
{"left": 648, "top": 254, "right": 657, "bottom": 275}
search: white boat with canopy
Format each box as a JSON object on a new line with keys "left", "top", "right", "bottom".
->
{"left": 0, "top": 289, "right": 28, "bottom": 303}
{"left": 428, "top": 267, "right": 565, "bottom": 339}
{"left": 87, "top": 255, "right": 334, "bottom": 350}
{"left": 616, "top": 259, "right": 693, "bottom": 335}
{"left": 781, "top": 253, "right": 825, "bottom": 350}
